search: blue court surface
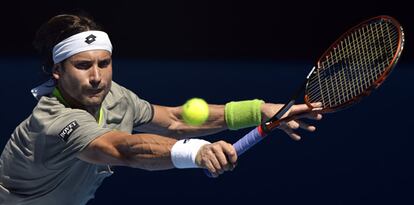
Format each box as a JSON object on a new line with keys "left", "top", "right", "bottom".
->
{"left": 1, "top": 58, "right": 413, "bottom": 205}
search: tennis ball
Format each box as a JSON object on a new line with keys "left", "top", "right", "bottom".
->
{"left": 182, "top": 98, "right": 209, "bottom": 126}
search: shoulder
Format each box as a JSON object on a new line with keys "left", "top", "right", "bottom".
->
{"left": 109, "top": 81, "right": 136, "bottom": 96}
{"left": 104, "top": 81, "right": 154, "bottom": 126}
{"left": 35, "top": 96, "right": 91, "bottom": 118}
{"left": 105, "top": 81, "right": 147, "bottom": 106}
{"left": 107, "top": 81, "right": 133, "bottom": 102}
{"left": 30, "top": 96, "right": 95, "bottom": 132}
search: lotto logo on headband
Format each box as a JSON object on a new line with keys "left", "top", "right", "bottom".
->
{"left": 85, "top": 34, "right": 97, "bottom": 44}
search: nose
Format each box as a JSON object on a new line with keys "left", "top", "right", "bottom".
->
{"left": 89, "top": 65, "right": 101, "bottom": 88}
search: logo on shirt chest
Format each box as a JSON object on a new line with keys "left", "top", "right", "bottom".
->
{"left": 59, "top": 121, "right": 80, "bottom": 141}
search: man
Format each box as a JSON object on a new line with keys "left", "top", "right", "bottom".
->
{"left": 0, "top": 14, "right": 322, "bottom": 205}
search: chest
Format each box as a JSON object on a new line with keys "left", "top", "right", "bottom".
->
{"left": 101, "top": 99, "right": 134, "bottom": 133}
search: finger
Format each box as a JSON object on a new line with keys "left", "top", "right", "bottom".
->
{"left": 220, "top": 141, "right": 237, "bottom": 164}
{"left": 290, "top": 112, "right": 323, "bottom": 121}
{"left": 303, "top": 111, "right": 323, "bottom": 120}
{"left": 220, "top": 142, "right": 238, "bottom": 170}
{"left": 286, "top": 120, "right": 300, "bottom": 130}
{"left": 228, "top": 162, "right": 237, "bottom": 171}
{"left": 206, "top": 161, "right": 219, "bottom": 178}
{"left": 208, "top": 149, "right": 223, "bottom": 174}
{"left": 297, "top": 120, "right": 316, "bottom": 132}
{"left": 288, "top": 104, "right": 313, "bottom": 115}
{"left": 211, "top": 146, "right": 228, "bottom": 174}
{"left": 306, "top": 113, "right": 323, "bottom": 120}
{"left": 205, "top": 159, "right": 218, "bottom": 178}
{"left": 215, "top": 141, "right": 237, "bottom": 171}
{"left": 310, "top": 102, "right": 323, "bottom": 109}
{"left": 289, "top": 102, "right": 323, "bottom": 116}
{"left": 283, "top": 127, "right": 301, "bottom": 141}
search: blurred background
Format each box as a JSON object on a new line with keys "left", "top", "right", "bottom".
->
{"left": 0, "top": 0, "right": 413, "bottom": 204}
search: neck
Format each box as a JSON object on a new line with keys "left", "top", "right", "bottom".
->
{"left": 53, "top": 86, "right": 101, "bottom": 119}
{"left": 85, "top": 106, "right": 101, "bottom": 119}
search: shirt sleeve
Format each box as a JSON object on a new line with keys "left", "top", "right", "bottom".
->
{"left": 42, "top": 109, "right": 112, "bottom": 170}
{"left": 122, "top": 88, "right": 154, "bottom": 128}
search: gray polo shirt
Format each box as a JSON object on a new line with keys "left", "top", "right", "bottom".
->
{"left": 0, "top": 81, "right": 154, "bottom": 205}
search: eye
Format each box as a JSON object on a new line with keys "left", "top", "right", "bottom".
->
{"left": 74, "top": 61, "right": 92, "bottom": 70}
{"left": 98, "top": 59, "right": 111, "bottom": 68}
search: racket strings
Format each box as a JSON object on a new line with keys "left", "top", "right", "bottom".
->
{"left": 306, "top": 20, "right": 399, "bottom": 108}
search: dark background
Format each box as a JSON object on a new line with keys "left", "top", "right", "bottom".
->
{"left": 1, "top": 0, "right": 413, "bottom": 205}
{"left": 2, "top": 0, "right": 413, "bottom": 61}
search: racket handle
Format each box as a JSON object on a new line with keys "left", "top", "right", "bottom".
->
{"left": 204, "top": 126, "right": 266, "bottom": 177}
{"left": 233, "top": 126, "right": 265, "bottom": 156}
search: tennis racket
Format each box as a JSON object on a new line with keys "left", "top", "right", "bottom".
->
{"left": 205, "top": 15, "right": 404, "bottom": 177}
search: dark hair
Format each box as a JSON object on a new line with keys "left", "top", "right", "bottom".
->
{"left": 33, "top": 14, "right": 102, "bottom": 74}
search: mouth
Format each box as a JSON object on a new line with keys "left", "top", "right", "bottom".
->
{"left": 86, "top": 88, "right": 104, "bottom": 96}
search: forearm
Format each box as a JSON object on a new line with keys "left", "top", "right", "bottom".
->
{"left": 136, "top": 104, "right": 227, "bottom": 139}
{"left": 123, "top": 133, "right": 177, "bottom": 170}
{"left": 79, "top": 131, "right": 177, "bottom": 171}
{"left": 171, "top": 104, "right": 228, "bottom": 137}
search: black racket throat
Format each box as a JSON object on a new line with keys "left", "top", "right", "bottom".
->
{"left": 263, "top": 78, "right": 309, "bottom": 133}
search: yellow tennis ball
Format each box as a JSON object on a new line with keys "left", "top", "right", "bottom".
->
{"left": 182, "top": 98, "right": 209, "bottom": 126}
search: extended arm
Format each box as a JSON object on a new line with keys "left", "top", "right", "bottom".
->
{"left": 78, "top": 130, "right": 237, "bottom": 176}
{"left": 136, "top": 102, "right": 323, "bottom": 140}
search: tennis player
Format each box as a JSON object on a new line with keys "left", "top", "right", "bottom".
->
{"left": 0, "top": 13, "right": 322, "bottom": 205}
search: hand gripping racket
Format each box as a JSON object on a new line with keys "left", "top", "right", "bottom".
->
{"left": 205, "top": 15, "right": 405, "bottom": 177}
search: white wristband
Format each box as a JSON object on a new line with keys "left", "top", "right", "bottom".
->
{"left": 171, "top": 139, "right": 210, "bottom": 168}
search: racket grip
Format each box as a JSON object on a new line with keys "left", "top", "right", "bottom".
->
{"left": 233, "top": 126, "right": 265, "bottom": 156}
{"left": 204, "top": 126, "right": 266, "bottom": 177}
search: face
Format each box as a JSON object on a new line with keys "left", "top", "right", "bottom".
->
{"left": 53, "top": 50, "right": 112, "bottom": 109}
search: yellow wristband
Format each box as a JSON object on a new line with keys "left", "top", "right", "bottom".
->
{"left": 225, "top": 99, "right": 264, "bottom": 130}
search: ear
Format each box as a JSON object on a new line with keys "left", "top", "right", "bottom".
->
{"left": 52, "top": 63, "right": 62, "bottom": 80}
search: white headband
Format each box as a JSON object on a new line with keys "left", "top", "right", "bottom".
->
{"left": 52, "top": 30, "right": 113, "bottom": 64}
